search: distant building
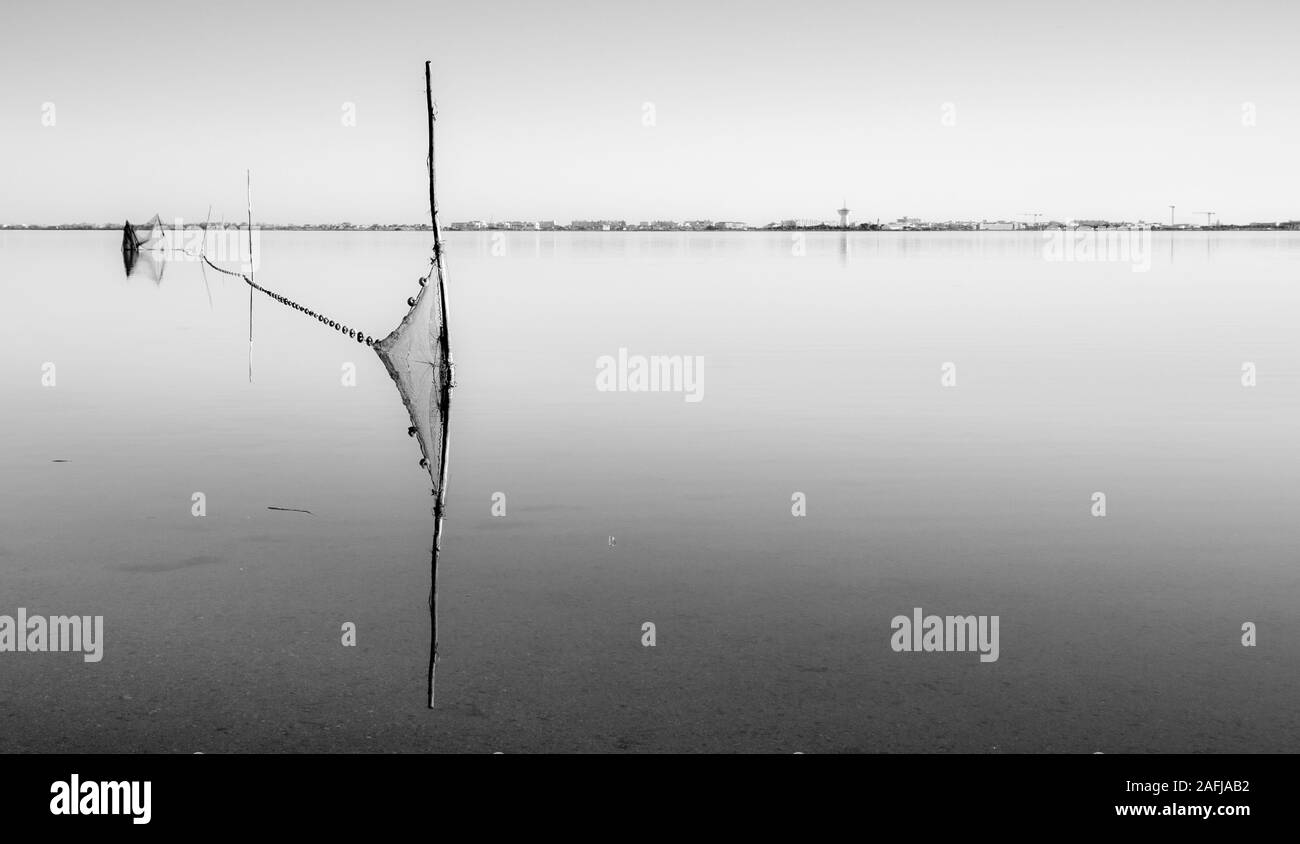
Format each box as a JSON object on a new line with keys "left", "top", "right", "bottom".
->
{"left": 979, "top": 220, "right": 1018, "bottom": 231}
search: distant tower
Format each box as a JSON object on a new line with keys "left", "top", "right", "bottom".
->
{"left": 1169, "top": 205, "right": 1175, "bottom": 227}
{"left": 837, "top": 200, "right": 850, "bottom": 229}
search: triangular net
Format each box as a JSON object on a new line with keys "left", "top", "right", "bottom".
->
{"left": 123, "top": 214, "right": 165, "bottom": 250}
{"left": 374, "top": 255, "right": 449, "bottom": 503}
{"left": 122, "top": 214, "right": 168, "bottom": 282}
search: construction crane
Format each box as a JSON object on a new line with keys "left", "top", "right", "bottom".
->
{"left": 1193, "top": 210, "right": 1216, "bottom": 228}
{"left": 1021, "top": 210, "right": 1043, "bottom": 229}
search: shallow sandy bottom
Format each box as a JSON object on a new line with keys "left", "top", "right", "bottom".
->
{"left": 2, "top": 511, "right": 1295, "bottom": 753}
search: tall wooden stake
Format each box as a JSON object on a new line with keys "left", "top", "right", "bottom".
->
{"left": 247, "top": 170, "right": 254, "bottom": 382}
{"left": 425, "top": 60, "right": 455, "bottom": 709}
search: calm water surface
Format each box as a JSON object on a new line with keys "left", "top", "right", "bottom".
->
{"left": 1, "top": 230, "right": 1297, "bottom": 752}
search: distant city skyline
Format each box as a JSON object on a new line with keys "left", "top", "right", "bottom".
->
{"left": 8, "top": 211, "right": 1298, "bottom": 231}
{"left": 3, "top": 0, "right": 1298, "bottom": 225}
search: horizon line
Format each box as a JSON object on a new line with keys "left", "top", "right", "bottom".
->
{"left": 6, "top": 218, "right": 1300, "bottom": 231}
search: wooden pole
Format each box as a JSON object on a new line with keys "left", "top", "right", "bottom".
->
{"left": 425, "top": 61, "right": 443, "bottom": 709}
{"left": 423, "top": 60, "right": 454, "bottom": 710}
{"left": 247, "top": 170, "right": 254, "bottom": 382}
{"left": 426, "top": 62, "right": 442, "bottom": 274}
{"left": 428, "top": 531, "right": 438, "bottom": 709}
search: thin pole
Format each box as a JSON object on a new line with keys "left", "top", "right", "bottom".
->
{"left": 200, "top": 205, "right": 214, "bottom": 308}
{"left": 427, "top": 532, "right": 438, "bottom": 708}
{"left": 247, "top": 170, "right": 254, "bottom": 382}
{"left": 426, "top": 62, "right": 442, "bottom": 276}
{"left": 425, "top": 60, "right": 455, "bottom": 709}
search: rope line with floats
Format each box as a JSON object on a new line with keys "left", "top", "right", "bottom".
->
{"left": 199, "top": 252, "right": 384, "bottom": 346}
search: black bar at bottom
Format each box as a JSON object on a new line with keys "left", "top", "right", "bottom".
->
{"left": 1, "top": 754, "right": 1284, "bottom": 831}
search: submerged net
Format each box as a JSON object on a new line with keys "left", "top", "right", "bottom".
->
{"left": 122, "top": 215, "right": 168, "bottom": 282}
{"left": 374, "top": 247, "right": 454, "bottom": 707}
{"left": 375, "top": 250, "right": 452, "bottom": 710}
{"left": 375, "top": 255, "right": 451, "bottom": 509}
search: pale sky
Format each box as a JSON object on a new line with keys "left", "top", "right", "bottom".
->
{"left": 2, "top": 0, "right": 1297, "bottom": 225}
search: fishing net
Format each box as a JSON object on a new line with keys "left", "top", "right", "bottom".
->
{"left": 374, "top": 250, "right": 453, "bottom": 710}
{"left": 122, "top": 215, "right": 167, "bottom": 281}
{"left": 122, "top": 214, "right": 165, "bottom": 250}
{"left": 375, "top": 255, "right": 452, "bottom": 508}
{"left": 198, "top": 246, "right": 451, "bottom": 489}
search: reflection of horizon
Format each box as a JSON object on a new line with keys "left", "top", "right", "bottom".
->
{"left": 1163, "top": 231, "right": 1230, "bottom": 267}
